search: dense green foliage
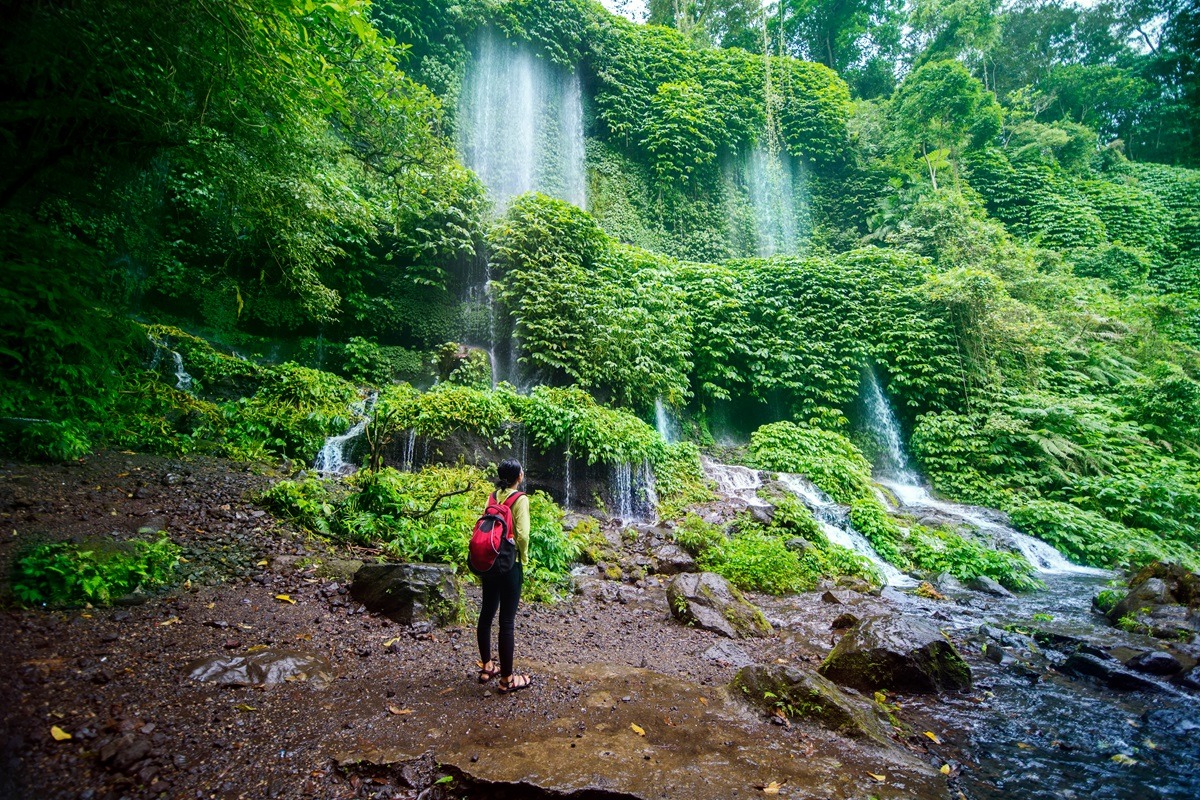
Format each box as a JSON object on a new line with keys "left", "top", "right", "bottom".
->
{"left": 260, "top": 465, "right": 579, "bottom": 601}
{"left": 12, "top": 534, "right": 180, "bottom": 607}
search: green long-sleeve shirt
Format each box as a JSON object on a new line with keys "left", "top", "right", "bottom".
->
{"left": 497, "top": 488, "right": 530, "bottom": 564}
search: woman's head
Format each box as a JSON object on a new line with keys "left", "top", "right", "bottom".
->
{"left": 496, "top": 459, "right": 523, "bottom": 489}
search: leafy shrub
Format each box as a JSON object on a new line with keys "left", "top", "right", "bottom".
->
{"left": 672, "top": 513, "right": 725, "bottom": 556}
{"left": 11, "top": 534, "right": 180, "bottom": 606}
{"left": 1094, "top": 588, "right": 1125, "bottom": 614}
{"left": 698, "top": 529, "right": 807, "bottom": 595}
{"left": 902, "top": 524, "right": 1041, "bottom": 592}
{"left": 652, "top": 442, "right": 714, "bottom": 520}
{"left": 258, "top": 478, "right": 337, "bottom": 534}
{"left": 518, "top": 386, "right": 663, "bottom": 465}
{"left": 750, "top": 422, "right": 873, "bottom": 504}
{"left": 1069, "top": 244, "right": 1154, "bottom": 291}
{"left": 231, "top": 363, "right": 358, "bottom": 461}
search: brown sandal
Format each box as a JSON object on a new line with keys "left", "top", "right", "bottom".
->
{"left": 478, "top": 660, "right": 499, "bottom": 684}
{"left": 497, "top": 673, "right": 532, "bottom": 694}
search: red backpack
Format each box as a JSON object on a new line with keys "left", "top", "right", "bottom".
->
{"left": 468, "top": 491, "right": 524, "bottom": 575}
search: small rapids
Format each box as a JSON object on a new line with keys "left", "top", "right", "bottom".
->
{"left": 313, "top": 393, "right": 377, "bottom": 475}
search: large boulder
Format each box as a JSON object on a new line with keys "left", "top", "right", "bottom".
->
{"left": 666, "top": 572, "right": 773, "bottom": 639}
{"left": 1108, "top": 562, "right": 1200, "bottom": 642}
{"left": 1061, "top": 651, "right": 1162, "bottom": 692}
{"left": 350, "top": 563, "right": 462, "bottom": 626}
{"left": 732, "top": 664, "right": 892, "bottom": 744}
{"left": 819, "top": 615, "right": 972, "bottom": 693}
{"left": 650, "top": 544, "right": 696, "bottom": 576}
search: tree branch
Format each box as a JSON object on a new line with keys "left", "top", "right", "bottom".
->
{"left": 404, "top": 484, "right": 473, "bottom": 519}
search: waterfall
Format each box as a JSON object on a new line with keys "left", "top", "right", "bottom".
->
{"left": 402, "top": 429, "right": 417, "bottom": 472}
{"left": 563, "top": 448, "right": 572, "bottom": 511}
{"left": 654, "top": 398, "right": 674, "bottom": 444}
{"left": 459, "top": 29, "right": 586, "bottom": 211}
{"left": 745, "top": 145, "right": 806, "bottom": 256}
{"left": 638, "top": 460, "right": 659, "bottom": 521}
{"left": 612, "top": 461, "right": 634, "bottom": 522}
{"left": 861, "top": 368, "right": 918, "bottom": 483}
{"left": 147, "top": 334, "right": 194, "bottom": 392}
{"left": 313, "top": 393, "right": 377, "bottom": 476}
{"left": 776, "top": 473, "right": 915, "bottom": 586}
{"left": 701, "top": 456, "right": 770, "bottom": 507}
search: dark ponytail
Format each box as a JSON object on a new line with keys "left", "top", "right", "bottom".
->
{"left": 496, "top": 459, "right": 522, "bottom": 490}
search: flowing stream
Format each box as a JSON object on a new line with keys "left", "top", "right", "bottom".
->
{"left": 313, "top": 393, "right": 377, "bottom": 475}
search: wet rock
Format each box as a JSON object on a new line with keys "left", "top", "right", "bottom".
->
{"left": 818, "top": 615, "right": 972, "bottom": 693}
{"left": 930, "top": 572, "right": 965, "bottom": 593}
{"left": 649, "top": 544, "right": 695, "bottom": 576}
{"left": 1127, "top": 562, "right": 1200, "bottom": 606}
{"left": 1143, "top": 707, "right": 1200, "bottom": 737}
{"left": 783, "top": 537, "right": 813, "bottom": 553}
{"left": 966, "top": 576, "right": 1013, "bottom": 597}
{"left": 314, "top": 558, "right": 364, "bottom": 582}
{"left": 186, "top": 648, "right": 332, "bottom": 688}
{"left": 350, "top": 563, "right": 462, "bottom": 626}
{"left": 1126, "top": 650, "right": 1183, "bottom": 675}
{"left": 1108, "top": 564, "right": 1200, "bottom": 643}
{"left": 702, "top": 641, "right": 753, "bottom": 668}
{"left": 98, "top": 734, "right": 152, "bottom": 773}
{"left": 732, "top": 664, "right": 892, "bottom": 744}
{"left": 821, "top": 590, "right": 846, "bottom": 605}
{"left": 665, "top": 572, "right": 772, "bottom": 639}
{"left": 835, "top": 575, "right": 876, "bottom": 595}
{"left": 1061, "top": 652, "right": 1162, "bottom": 692}
{"left": 831, "top": 612, "right": 860, "bottom": 630}
{"left": 1182, "top": 666, "right": 1200, "bottom": 691}
{"left": 748, "top": 505, "right": 775, "bottom": 526}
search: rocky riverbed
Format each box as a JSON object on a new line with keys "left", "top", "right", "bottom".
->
{"left": 1, "top": 452, "right": 1195, "bottom": 800}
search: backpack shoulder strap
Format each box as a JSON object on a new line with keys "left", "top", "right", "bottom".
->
{"left": 501, "top": 490, "right": 524, "bottom": 508}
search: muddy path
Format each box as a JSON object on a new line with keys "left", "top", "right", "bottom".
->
{"left": 0, "top": 453, "right": 958, "bottom": 800}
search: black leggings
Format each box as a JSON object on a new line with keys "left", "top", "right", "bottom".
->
{"left": 477, "top": 562, "right": 523, "bottom": 678}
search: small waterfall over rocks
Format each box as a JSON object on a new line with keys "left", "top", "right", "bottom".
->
{"left": 654, "top": 398, "right": 676, "bottom": 444}
{"left": 776, "top": 473, "right": 915, "bottom": 587}
{"left": 861, "top": 368, "right": 917, "bottom": 484}
{"left": 148, "top": 334, "right": 194, "bottom": 392}
{"left": 313, "top": 393, "right": 377, "bottom": 476}
{"left": 459, "top": 29, "right": 586, "bottom": 211}
{"left": 609, "top": 460, "right": 658, "bottom": 524}
{"left": 745, "top": 145, "right": 808, "bottom": 256}
{"left": 700, "top": 456, "right": 770, "bottom": 507}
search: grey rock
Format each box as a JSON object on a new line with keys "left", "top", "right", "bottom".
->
{"left": 748, "top": 505, "right": 776, "bottom": 526}
{"left": 818, "top": 615, "right": 972, "bottom": 693}
{"left": 966, "top": 576, "right": 1013, "bottom": 597}
{"left": 732, "top": 664, "right": 892, "bottom": 744}
{"left": 930, "top": 572, "right": 965, "bottom": 593}
{"left": 1061, "top": 652, "right": 1162, "bottom": 692}
{"left": 702, "top": 641, "right": 754, "bottom": 668}
{"left": 831, "top": 612, "right": 860, "bottom": 630}
{"left": 313, "top": 558, "right": 364, "bottom": 582}
{"left": 650, "top": 544, "right": 696, "bottom": 576}
{"left": 1126, "top": 650, "right": 1183, "bottom": 675}
{"left": 350, "top": 563, "right": 461, "bottom": 626}
{"left": 98, "top": 734, "right": 152, "bottom": 773}
{"left": 666, "top": 572, "right": 773, "bottom": 639}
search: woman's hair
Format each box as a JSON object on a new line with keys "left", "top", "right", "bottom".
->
{"left": 496, "top": 459, "right": 523, "bottom": 489}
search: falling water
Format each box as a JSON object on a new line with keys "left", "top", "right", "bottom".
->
{"left": 638, "top": 460, "right": 659, "bottom": 520}
{"left": 745, "top": 145, "right": 806, "bottom": 256}
{"left": 776, "top": 473, "right": 915, "bottom": 586}
{"left": 612, "top": 461, "right": 634, "bottom": 522}
{"left": 563, "top": 449, "right": 573, "bottom": 511}
{"left": 861, "top": 368, "right": 918, "bottom": 483}
{"left": 402, "top": 429, "right": 417, "bottom": 472}
{"left": 654, "top": 398, "right": 674, "bottom": 444}
{"left": 147, "top": 334, "right": 194, "bottom": 392}
{"left": 459, "top": 29, "right": 586, "bottom": 211}
{"left": 700, "top": 456, "right": 770, "bottom": 507}
{"left": 313, "top": 394, "right": 377, "bottom": 476}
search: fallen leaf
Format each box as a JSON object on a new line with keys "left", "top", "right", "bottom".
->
{"left": 237, "top": 623, "right": 253, "bottom": 630}
{"left": 1016, "top": 742, "right": 1033, "bottom": 749}
{"left": 274, "top": 594, "right": 295, "bottom": 604}
{"left": 50, "top": 726, "right": 72, "bottom": 741}
{"left": 1111, "top": 754, "right": 1138, "bottom": 766}
{"left": 383, "top": 637, "right": 402, "bottom": 648}
{"left": 116, "top": 472, "right": 129, "bottom": 478}
{"left": 438, "top": 687, "right": 454, "bottom": 696}
{"left": 762, "top": 780, "right": 783, "bottom": 794}
{"left": 662, "top": 715, "right": 675, "bottom": 727}
{"left": 295, "top": 632, "right": 312, "bottom": 641}
{"left": 158, "top": 617, "right": 181, "bottom": 627}
{"left": 234, "top": 704, "right": 256, "bottom": 712}
{"left": 205, "top": 602, "right": 215, "bottom": 609}
{"left": 257, "top": 559, "right": 269, "bottom": 567}
{"left": 1144, "top": 739, "right": 1158, "bottom": 750}
{"left": 630, "top": 723, "right": 646, "bottom": 737}
{"left": 940, "top": 764, "right": 951, "bottom": 775}
{"left": 924, "top": 731, "right": 942, "bottom": 744}
{"left": 388, "top": 706, "right": 413, "bottom": 716}
{"left": 867, "top": 772, "right": 886, "bottom": 782}
{"left": 178, "top": 556, "right": 189, "bottom": 563}
{"left": 698, "top": 697, "right": 708, "bottom": 707}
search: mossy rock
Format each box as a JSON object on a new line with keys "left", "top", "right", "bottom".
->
{"left": 818, "top": 615, "right": 972, "bottom": 693}
{"left": 732, "top": 664, "right": 892, "bottom": 744}
{"left": 666, "top": 572, "right": 773, "bottom": 639}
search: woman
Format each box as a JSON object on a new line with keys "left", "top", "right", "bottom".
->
{"left": 477, "top": 458, "right": 533, "bottom": 693}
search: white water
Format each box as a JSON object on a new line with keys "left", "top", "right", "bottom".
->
{"left": 776, "top": 473, "right": 915, "bottom": 586}
{"left": 459, "top": 29, "right": 586, "bottom": 211}
{"left": 701, "top": 456, "right": 770, "bottom": 507}
{"left": 745, "top": 145, "right": 806, "bottom": 256}
{"left": 313, "top": 394, "right": 377, "bottom": 476}
{"left": 613, "top": 461, "right": 634, "bottom": 522}
{"left": 147, "top": 334, "right": 194, "bottom": 392}
{"left": 880, "top": 480, "right": 1106, "bottom": 576}
{"left": 563, "top": 447, "right": 573, "bottom": 511}
{"left": 654, "top": 398, "right": 674, "bottom": 444}
{"left": 861, "top": 368, "right": 917, "bottom": 483}
{"left": 401, "top": 429, "right": 417, "bottom": 472}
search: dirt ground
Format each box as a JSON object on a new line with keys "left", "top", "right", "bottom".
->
{"left": 0, "top": 452, "right": 955, "bottom": 800}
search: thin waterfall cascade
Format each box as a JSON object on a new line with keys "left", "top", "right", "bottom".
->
{"left": 879, "top": 480, "right": 1106, "bottom": 576}
{"left": 861, "top": 368, "right": 918, "bottom": 483}
{"left": 313, "top": 393, "right": 378, "bottom": 476}
{"left": 776, "top": 473, "right": 915, "bottom": 587}
{"left": 638, "top": 460, "right": 659, "bottom": 521}
{"left": 654, "top": 398, "right": 676, "bottom": 444}
{"left": 612, "top": 461, "right": 634, "bottom": 522}
{"left": 459, "top": 29, "right": 586, "bottom": 212}
{"left": 701, "top": 456, "right": 770, "bottom": 507}
{"left": 147, "top": 334, "right": 194, "bottom": 392}
{"left": 563, "top": 449, "right": 573, "bottom": 511}
{"left": 745, "top": 145, "right": 807, "bottom": 257}
{"left": 401, "top": 429, "right": 417, "bottom": 472}
{"left": 608, "top": 460, "right": 658, "bottom": 524}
